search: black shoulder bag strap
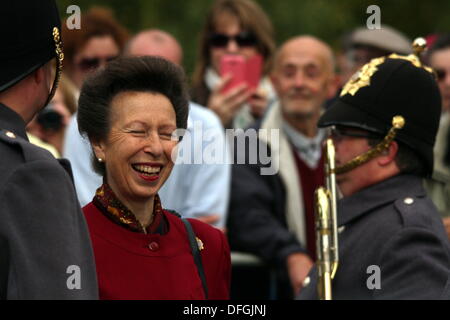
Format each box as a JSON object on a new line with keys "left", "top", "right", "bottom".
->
{"left": 181, "top": 218, "right": 208, "bottom": 299}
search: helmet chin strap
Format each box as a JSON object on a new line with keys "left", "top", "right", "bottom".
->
{"left": 43, "top": 27, "right": 64, "bottom": 108}
{"left": 333, "top": 116, "right": 405, "bottom": 175}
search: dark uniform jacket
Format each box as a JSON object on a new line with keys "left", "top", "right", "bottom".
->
{"left": 0, "top": 103, "right": 98, "bottom": 299}
{"left": 297, "top": 174, "right": 450, "bottom": 300}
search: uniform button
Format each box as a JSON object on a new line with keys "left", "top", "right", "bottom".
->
{"left": 404, "top": 197, "right": 414, "bottom": 205}
{"left": 303, "top": 276, "right": 311, "bottom": 287}
{"left": 5, "top": 131, "right": 16, "bottom": 139}
{"left": 148, "top": 241, "right": 159, "bottom": 251}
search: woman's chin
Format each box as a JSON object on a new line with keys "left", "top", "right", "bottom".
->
{"left": 128, "top": 188, "right": 159, "bottom": 203}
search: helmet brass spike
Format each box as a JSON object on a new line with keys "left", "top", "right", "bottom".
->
{"left": 388, "top": 39, "right": 432, "bottom": 72}
{"left": 392, "top": 115, "right": 405, "bottom": 129}
{"left": 412, "top": 37, "right": 427, "bottom": 57}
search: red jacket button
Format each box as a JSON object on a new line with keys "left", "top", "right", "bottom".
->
{"left": 148, "top": 241, "right": 159, "bottom": 251}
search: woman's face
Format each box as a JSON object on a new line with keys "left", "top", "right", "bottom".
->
{"left": 93, "top": 91, "right": 178, "bottom": 205}
{"left": 209, "top": 14, "right": 259, "bottom": 73}
{"left": 72, "top": 35, "right": 120, "bottom": 88}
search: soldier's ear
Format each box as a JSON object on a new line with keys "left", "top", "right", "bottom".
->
{"left": 377, "top": 141, "right": 398, "bottom": 167}
{"left": 90, "top": 138, "right": 106, "bottom": 163}
{"left": 32, "top": 66, "right": 45, "bottom": 85}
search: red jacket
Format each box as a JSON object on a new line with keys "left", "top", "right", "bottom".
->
{"left": 83, "top": 202, "right": 231, "bottom": 300}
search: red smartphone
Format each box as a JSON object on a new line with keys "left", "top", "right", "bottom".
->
{"left": 220, "top": 54, "right": 247, "bottom": 94}
{"left": 246, "top": 54, "right": 263, "bottom": 91}
{"left": 220, "top": 54, "right": 263, "bottom": 94}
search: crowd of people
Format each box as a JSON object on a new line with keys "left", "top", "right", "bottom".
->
{"left": 0, "top": 0, "right": 449, "bottom": 300}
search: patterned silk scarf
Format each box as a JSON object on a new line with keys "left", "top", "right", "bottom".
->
{"left": 93, "top": 183, "right": 167, "bottom": 234}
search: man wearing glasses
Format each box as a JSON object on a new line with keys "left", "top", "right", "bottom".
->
{"left": 298, "top": 49, "right": 450, "bottom": 299}
{"left": 0, "top": 1, "right": 98, "bottom": 299}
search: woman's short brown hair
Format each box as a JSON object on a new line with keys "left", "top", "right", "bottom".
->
{"left": 192, "top": 0, "right": 275, "bottom": 88}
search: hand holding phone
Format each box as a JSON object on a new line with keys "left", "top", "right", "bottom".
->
{"left": 220, "top": 55, "right": 247, "bottom": 94}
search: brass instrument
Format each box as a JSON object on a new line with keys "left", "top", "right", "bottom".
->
{"left": 314, "top": 138, "right": 339, "bottom": 300}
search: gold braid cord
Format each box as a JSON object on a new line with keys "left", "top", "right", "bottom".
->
{"left": 53, "top": 27, "right": 64, "bottom": 73}
{"left": 44, "top": 27, "right": 64, "bottom": 106}
{"left": 333, "top": 116, "right": 405, "bottom": 175}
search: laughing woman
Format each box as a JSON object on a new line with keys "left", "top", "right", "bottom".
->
{"left": 77, "top": 56, "right": 231, "bottom": 299}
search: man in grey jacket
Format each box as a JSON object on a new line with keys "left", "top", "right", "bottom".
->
{"left": 298, "top": 45, "right": 450, "bottom": 299}
{"left": 0, "top": 1, "right": 98, "bottom": 299}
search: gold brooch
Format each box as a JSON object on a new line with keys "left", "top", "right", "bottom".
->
{"left": 196, "top": 237, "right": 204, "bottom": 251}
{"left": 340, "top": 56, "right": 386, "bottom": 97}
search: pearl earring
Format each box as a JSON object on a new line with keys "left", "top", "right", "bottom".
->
{"left": 98, "top": 158, "right": 103, "bottom": 163}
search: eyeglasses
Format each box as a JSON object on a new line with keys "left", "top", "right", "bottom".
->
{"left": 76, "top": 55, "right": 118, "bottom": 72}
{"left": 209, "top": 31, "right": 258, "bottom": 48}
{"left": 330, "top": 126, "right": 382, "bottom": 142}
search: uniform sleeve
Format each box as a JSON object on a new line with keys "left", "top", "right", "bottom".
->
{"left": 374, "top": 227, "right": 450, "bottom": 300}
{"left": 0, "top": 160, "right": 99, "bottom": 299}
{"left": 227, "top": 162, "right": 306, "bottom": 267}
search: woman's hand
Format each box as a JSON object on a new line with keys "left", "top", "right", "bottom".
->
{"left": 207, "top": 74, "right": 252, "bottom": 127}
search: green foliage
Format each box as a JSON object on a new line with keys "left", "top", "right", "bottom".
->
{"left": 57, "top": 0, "right": 450, "bottom": 77}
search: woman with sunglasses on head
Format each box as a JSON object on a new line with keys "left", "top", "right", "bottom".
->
{"left": 62, "top": 7, "right": 129, "bottom": 89}
{"left": 191, "top": 0, "right": 277, "bottom": 128}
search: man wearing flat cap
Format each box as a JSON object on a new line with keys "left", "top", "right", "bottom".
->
{"left": 298, "top": 44, "right": 450, "bottom": 299}
{"left": 0, "top": 1, "right": 98, "bottom": 299}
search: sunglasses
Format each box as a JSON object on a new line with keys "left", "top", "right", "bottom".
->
{"left": 77, "top": 55, "right": 118, "bottom": 72}
{"left": 209, "top": 31, "right": 258, "bottom": 48}
{"left": 330, "top": 127, "right": 382, "bottom": 141}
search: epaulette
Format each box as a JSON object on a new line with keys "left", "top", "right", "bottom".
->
{"left": 394, "top": 196, "right": 432, "bottom": 228}
{"left": 0, "top": 129, "right": 26, "bottom": 155}
{"left": 0, "top": 129, "right": 21, "bottom": 143}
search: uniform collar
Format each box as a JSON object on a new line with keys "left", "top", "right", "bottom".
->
{"left": 0, "top": 103, "right": 28, "bottom": 140}
{"left": 338, "top": 174, "right": 426, "bottom": 226}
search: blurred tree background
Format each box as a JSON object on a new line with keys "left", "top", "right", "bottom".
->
{"left": 57, "top": 0, "right": 450, "bottom": 79}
